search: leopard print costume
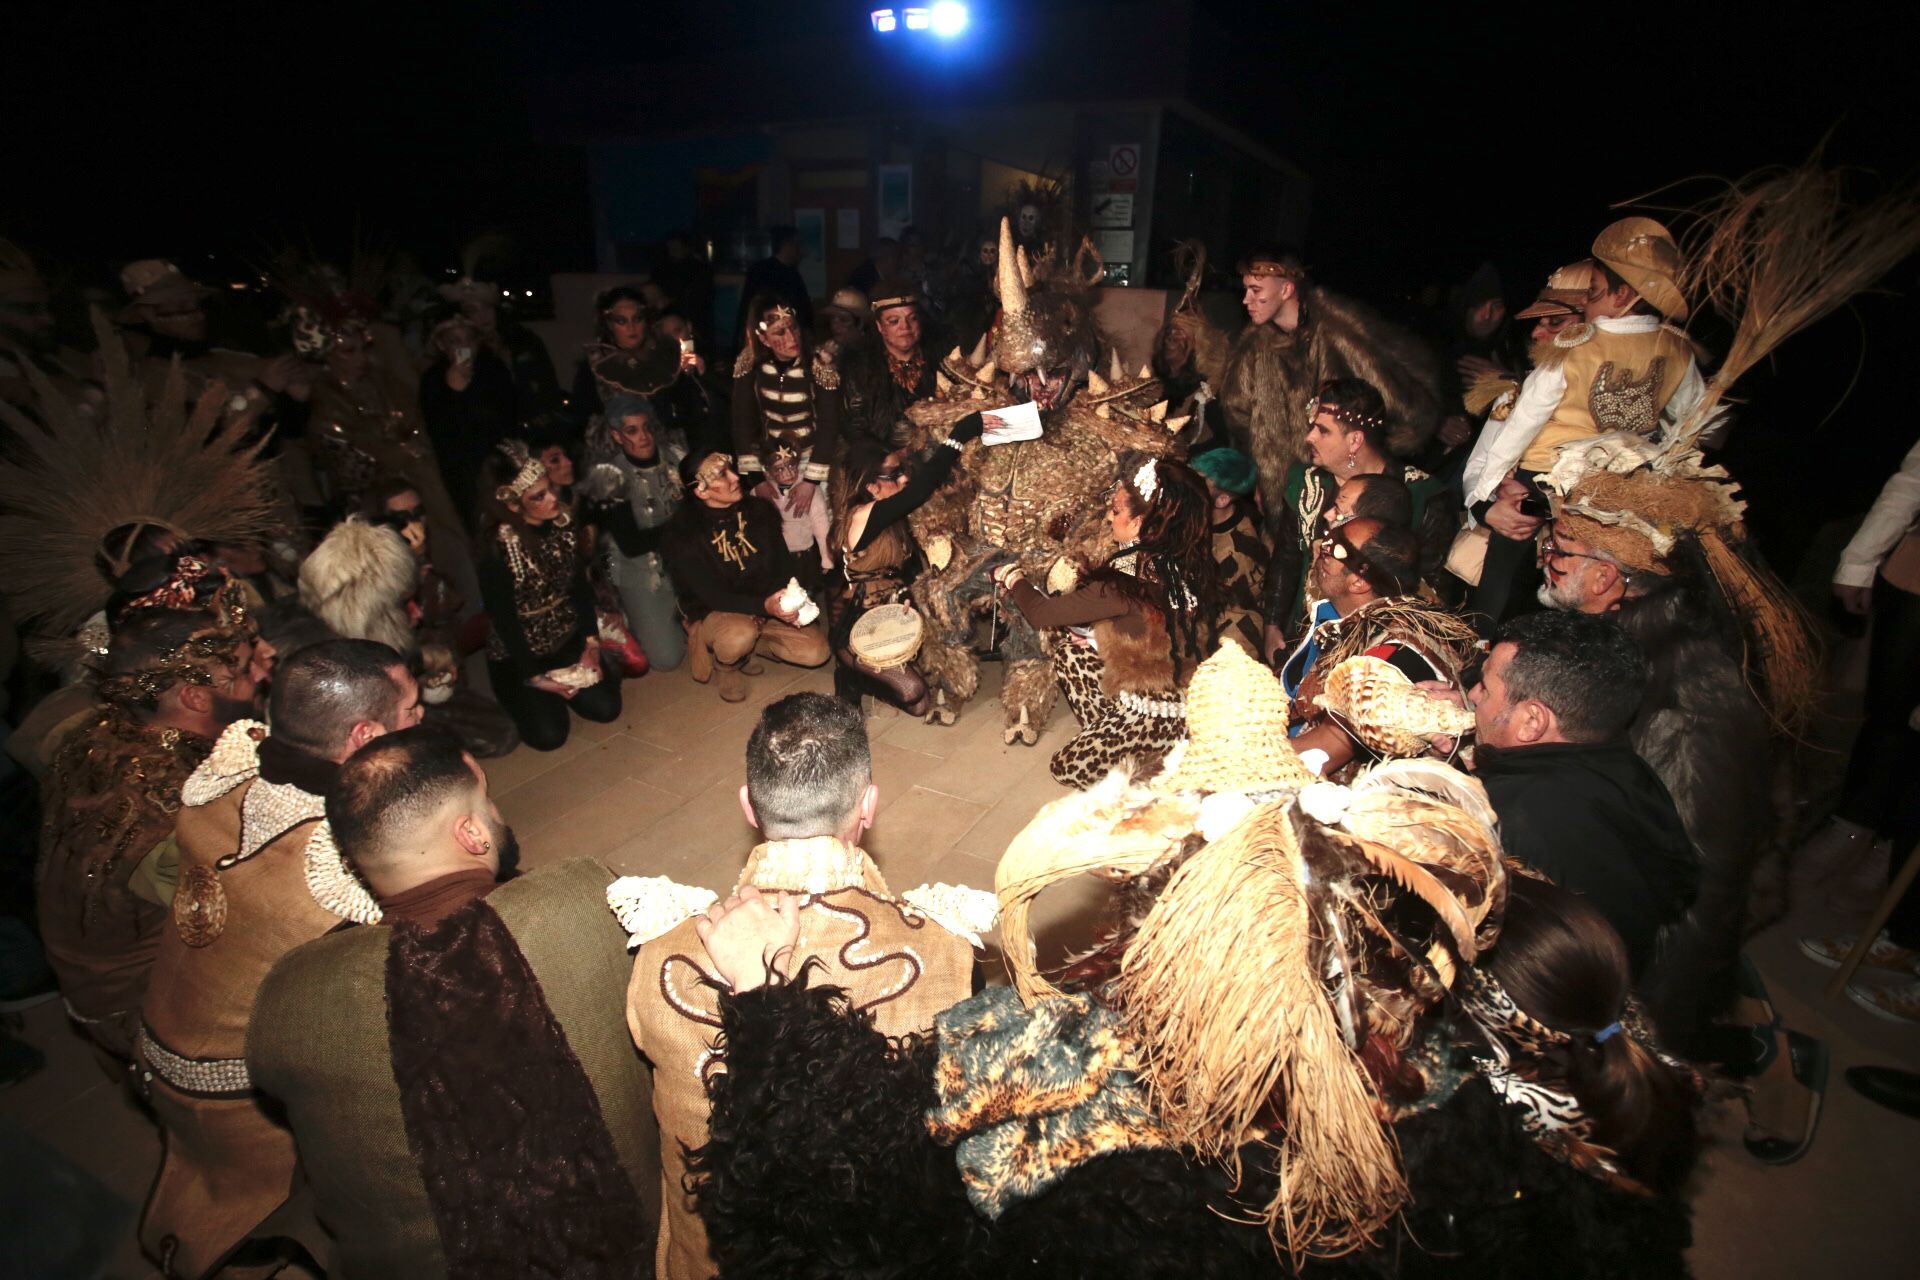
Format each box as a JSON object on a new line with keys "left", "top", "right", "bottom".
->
{"left": 1047, "top": 640, "right": 1187, "bottom": 789}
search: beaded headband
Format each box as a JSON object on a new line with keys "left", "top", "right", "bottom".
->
{"left": 1306, "top": 394, "right": 1390, "bottom": 438}
{"left": 869, "top": 292, "right": 917, "bottom": 313}
{"left": 97, "top": 564, "right": 256, "bottom": 711}
{"left": 494, "top": 442, "right": 546, "bottom": 504}
{"left": 1239, "top": 258, "right": 1302, "bottom": 280}
{"left": 694, "top": 453, "right": 734, "bottom": 486}
{"left": 756, "top": 303, "right": 798, "bottom": 331}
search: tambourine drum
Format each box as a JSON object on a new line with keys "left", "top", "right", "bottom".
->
{"left": 848, "top": 602, "right": 925, "bottom": 670}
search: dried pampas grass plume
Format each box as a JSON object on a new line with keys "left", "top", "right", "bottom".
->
{"left": 1115, "top": 800, "right": 1406, "bottom": 1261}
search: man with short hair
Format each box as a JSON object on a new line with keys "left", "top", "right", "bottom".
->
{"left": 1261, "top": 378, "right": 1458, "bottom": 646}
{"left": 1218, "top": 247, "right": 1442, "bottom": 525}
{"left": 613, "top": 692, "right": 987, "bottom": 1279}
{"left": 249, "top": 728, "right": 656, "bottom": 1279}
{"left": 1460, "top": 611, "right": 1697, "bottom": 973}
{"left": 664, "top": 451, "right": 829, "bottom": 702}
{"left": 137, "top": 638, "right": 422, "bottom": 1278}
{"left": 39, "top": 598, "right": 272, "bottom": 1068}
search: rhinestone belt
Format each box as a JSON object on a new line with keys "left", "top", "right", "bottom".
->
{"left": 137, "top": 1024, "right": 253, "bottom": 1098}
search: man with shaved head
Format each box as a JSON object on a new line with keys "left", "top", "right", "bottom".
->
{"left": 249, "top": 727, "right": 654, "bottom": 1278}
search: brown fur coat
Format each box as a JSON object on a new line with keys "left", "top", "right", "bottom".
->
{"left": 1220, "top": 286, "right": 1442, "bottom": 523}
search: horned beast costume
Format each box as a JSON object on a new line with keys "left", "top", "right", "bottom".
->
{"left": 900, "top": 217, "right": 1191, "bottom": 744}
{"left": 685, "top": 645, "right": 1693, "bottom": 1278}
{"left": 1219, "top": 259, "right": 1443, "bottom": 522}
{"left": 610, "top": 841, "right": 992, "bottom": 1279}
{"left": 138, "top": 723, "right": 381, "bottom": 1277}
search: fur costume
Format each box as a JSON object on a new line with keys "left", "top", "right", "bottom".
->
{"left": 1219, "top": 287, "right": 1442, "bottom": 524}
{"left": 299, "top": 517, "right": 419, "bottom": 655}
{"left": 902, "top": 218, "right": 1190, "bottom": 744}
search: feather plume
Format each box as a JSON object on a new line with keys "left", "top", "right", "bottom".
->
{"left": 0, "top": 309, "right": 285, "bottom": 639}
{"left": 1673, "top": 161, "right": 1920, "bottom": 432}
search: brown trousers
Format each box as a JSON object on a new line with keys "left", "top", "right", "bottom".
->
{"left": 685, "top": 612, "right": 829, "bottom": 681}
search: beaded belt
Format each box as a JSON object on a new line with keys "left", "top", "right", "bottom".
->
{"left": 1115, "top": 689, "right": 1186, "bottom": 720}
{"left": 137, "top": 1024, "right": 254, "bottom": 1099}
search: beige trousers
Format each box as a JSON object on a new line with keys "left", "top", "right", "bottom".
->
{"left": 685, "top": 612, "right": 830, "bottom": 681}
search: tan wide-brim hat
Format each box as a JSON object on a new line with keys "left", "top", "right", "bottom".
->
{"left": 820, "top": 286, "right": 870, "bottom": 320}
{"left": 117, "top": 258, "right": 212, "bottom": 322}
{"left": 1155, "top": 640, "right": 1317, "bottom": 794}
{"left": 1514, "top": 260, "right": 1594, "bottom": 319}
{"left": 1591, "top": 217, "right": 1689, "bottom": 322}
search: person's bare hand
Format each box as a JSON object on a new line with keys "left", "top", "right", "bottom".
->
{"left": 530, "top": 674, "right": 576, "bottom": 700}
{"left": 788, "top": 480, "right": 818, "bottom": 518}
{"left": 1264, "top": 623, "right": 1289, "bottom": 666}
{"left": 1414, "top": 678, "right": 1466, "bottom": 709}
{"left": 678, "top": 349, "right": 706, "bottom": 375}
{"left": 695, "top": 886, "right": 800, "bottom": 991}
{"left": 1438, "top": 414, "right": 1473, "bottom": 448}
{"left": 1484, "top": 488, "right": 1543, "bottom": 540}
{"left": 762, "top": 592, "right": 801, "bottom": 626}
{"left": 1834, "top": 583, "right": 1873, "bottom": 616}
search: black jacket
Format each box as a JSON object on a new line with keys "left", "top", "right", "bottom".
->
{"left": 1475, "top": 741, "right": 1698, "bottom": 975}
{"left": 662, "top": 496, "right": 798, "bottom": 622}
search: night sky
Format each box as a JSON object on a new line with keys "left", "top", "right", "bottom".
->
{"left": 9, "top": 0, "right": 1914, "bottom": 565}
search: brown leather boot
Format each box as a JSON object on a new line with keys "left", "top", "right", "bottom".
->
{"left": 716, "top": 661, "right": 750, "bottom": 703}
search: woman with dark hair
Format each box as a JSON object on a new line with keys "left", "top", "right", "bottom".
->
{"left": 731, "top": 293, "right": 839, "bottom": 494}
{"left": 568, "top": 284, "right": 709, "bottom": 442}
{"left": 474, "top": 444, "right": 621, "bottom": 751}
{"left": 581, "top": 393, "right": 689, "bottom": 671}
{"left": 829, "top": 413, "right": 986, "bottom": 715}
{"left": 992, "top": 456, "right": 1221, "bottom": 787}
{"left": 1473, "top": 875, "right": 1701, "bottom": 1197}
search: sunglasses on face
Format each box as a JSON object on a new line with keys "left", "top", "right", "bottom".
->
{"left": 377, "top": 506, "right": 424, "bottom": 528}
{"left": 1315, "top": 531, "right": 1391, "bottom": 590}
{"left": 875, "top": 467, "right": 907, "bottom": 483}
{"left": 1538, "top": 529, "right": 1608, "bottom": 568}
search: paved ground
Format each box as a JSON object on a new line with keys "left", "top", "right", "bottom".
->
{"left": 6, "top": 656, "right": 1918, "bottom": 1277}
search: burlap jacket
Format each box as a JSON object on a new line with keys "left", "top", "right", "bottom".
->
{"left": 138, "top": 721, "right": 380, "bottom": 1278}
{"left": 614, "top": 838, "right": 990, "bottom": 1280}
{"left": 249, "top": 860, "right": 655, "bottom": 1280}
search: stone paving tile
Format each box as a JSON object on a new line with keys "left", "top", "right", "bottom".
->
{"left": 865, "top": 786, "right": 990, "bottom": 885}
{"left": 516, "top": 775, "right": 688, "bottom": 864}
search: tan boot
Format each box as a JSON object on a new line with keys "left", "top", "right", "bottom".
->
{"left": 716, "top": 661, "right": 750, "bottom": 703}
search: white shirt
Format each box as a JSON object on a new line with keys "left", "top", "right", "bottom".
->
{"left": 1835, "top": 435, "right": 1920, "bottom": 587}
{"left": 1461, "top": 315, "right": 1705, "bottom": 513}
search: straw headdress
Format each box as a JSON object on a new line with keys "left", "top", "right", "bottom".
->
{"left": 1155, "top": 640, "right": 1317, "bottom": 794}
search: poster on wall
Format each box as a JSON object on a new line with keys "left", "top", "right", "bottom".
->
{"left": 795, "top": 209, "right": 828, "bottom": 299}
{"left": 877, "top": 164, "right": 913, "bottom": 239}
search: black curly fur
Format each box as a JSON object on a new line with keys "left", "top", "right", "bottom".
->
{"left": 689, "top": 974, "right": 1692, "bottom": 1280}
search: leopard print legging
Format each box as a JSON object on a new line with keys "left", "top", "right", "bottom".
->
{"left": 1047, "top": 640, "right": 1186, "bottom": 789}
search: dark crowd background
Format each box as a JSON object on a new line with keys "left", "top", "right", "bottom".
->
{"left": 7, "top": 0, "right": 1915, "bottom": 587}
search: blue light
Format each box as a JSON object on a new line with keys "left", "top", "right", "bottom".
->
{"left": 930, "top": 1, "right": 968, "bottom": 36}
{"left": 870, "top": 8, "right": 897, "bottom": 32}
{"left": 903, "top": 7, "right": 931, "bottom": 30}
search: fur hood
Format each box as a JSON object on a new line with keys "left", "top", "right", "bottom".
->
{"left": 299, "top": 517, "right": 419, "bottom": 655}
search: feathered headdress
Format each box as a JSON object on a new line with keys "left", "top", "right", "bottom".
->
{"left": 0, "top": 309, "right": 285, "bottom": 649}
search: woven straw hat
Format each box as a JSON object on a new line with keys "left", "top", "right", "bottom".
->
{"left": 1155, "top": 641, "right": 1316, "bottom": 793}
{"left": 1591, "top": 216, "right": 1689, "bottom": 321}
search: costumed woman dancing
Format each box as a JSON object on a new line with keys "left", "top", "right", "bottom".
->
{"left": 475, "top": 443, "right": 622, "bottom": 751}
{"left": 992, "top": 456, "right": 1219, "bottom": 787}
{"left": 830, "top": 411, "right": 986, "bottom": 715}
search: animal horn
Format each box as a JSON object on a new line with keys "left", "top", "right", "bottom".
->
{"left": 947, "top": 345, "right": 964, "bottom": 366}
{"left": 997, "top": 218, "right": 1028, "bottom": 315}
{"left": 936, "top": 371, "right": 953, "bottom": 394}
{"left": 1087, "top": 371, "right": 1110, "bottom": 397}
{"left": 1138, "top": 364, "right": 1153, "bottom": 380}
{"left": 1149, "top": 400, "right": 1167, "bottom": 422}
{"left": 969, "top": 333, "right": 991, "bottom": 367}
{"left": 1109, "top": 349, "right": 1124, "bottom": 382}
{"left": 976, "top": 359, "right": 997, "bottom": 381}
{"left": 1017, "top": 247, "right": 1037, "bottom": 291}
